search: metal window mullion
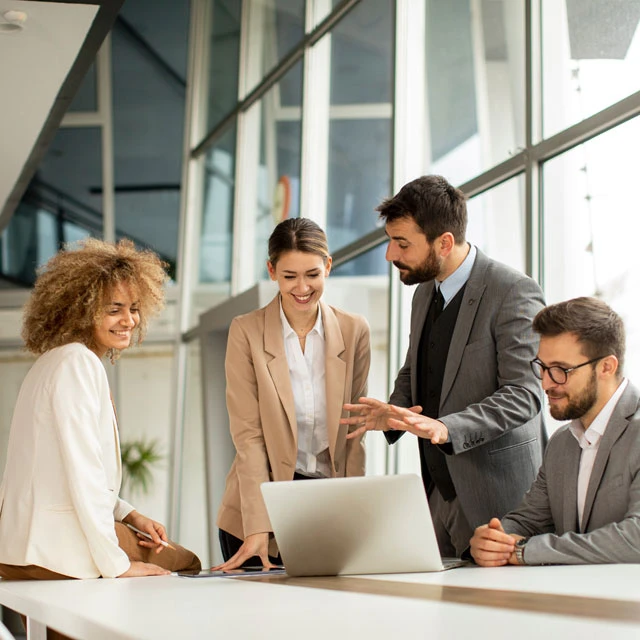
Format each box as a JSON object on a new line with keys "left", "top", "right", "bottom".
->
{"left": 95, "top": 35, "right": 118, "bottom": 399}
{"left": 168, "top": 0, "right": 210, "bottom": 538}
{"left": 470, "top": 0, "right": 492, "bottom": 172}
{"left": 394, "top": 0, "right": 427, "bottom": 188}
{"left": 97, "top": 35, "right": 115, "bottom": 244}
{"left": 61, "top": 112, "right": 104, "bottom": 128}
{"left": 230, "top": 0, "right": 263, "bottom": 294}
{"left": 525, "top": 0, "right": 542, "bottom": 281}
{"left": 300, "top": 0, "right": 331, "bottom": 227}
{"left": 530, "top": 89, "right": 640, "bottom": 164}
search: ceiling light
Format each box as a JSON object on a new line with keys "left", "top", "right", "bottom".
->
{"left": 0, "top": 10, "right": 28, "bottom": 33}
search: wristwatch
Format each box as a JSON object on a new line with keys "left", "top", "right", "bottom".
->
{"left": 514, "top": 537, "right": 529, "bottom": 565}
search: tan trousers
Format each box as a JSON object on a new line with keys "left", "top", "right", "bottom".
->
{"left": 0, "top": 523, "right": 202, "bottom": 639}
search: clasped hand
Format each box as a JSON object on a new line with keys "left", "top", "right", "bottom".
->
{"left": 341, "top": 397, "right": 449, "bottom": 444}
{"left": 469, "top": 518, "right": 524, "bottom": 566}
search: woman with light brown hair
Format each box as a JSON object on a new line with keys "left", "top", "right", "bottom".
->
{"left": 215, "top": 218, "right": 370, "bottom": 570}
{"left": 0, "top": 238, "right": 200, "bottom": 584}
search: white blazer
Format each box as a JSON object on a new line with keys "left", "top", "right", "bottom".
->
{"left": 0, "top": 343, "right": 134, "bottom": 578}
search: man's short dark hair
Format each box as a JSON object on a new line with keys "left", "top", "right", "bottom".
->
{"left": 533, "top": 297, "right": 626, "bottom": 378}
{"left": 376, "top": 175, "right": 467, "bottom": 244}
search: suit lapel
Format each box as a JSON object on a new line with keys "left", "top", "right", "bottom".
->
{"left": 410, "top": 284, "right": 433, "bottom": 403}
{"left": 264, "top": 295, "right": 298, "bottom": 442}
{"left": 440, "top": 251, "right": 487, "bottom": 406}
{"left": 561, "top": 433, "right": 581, "bottom": 534}
{"left": 322, "top": 301, "right": 347, "bottom": 465}
{"left": 110, "top": 394, "right": 123, "bottom": 485}
{"left": 581, "top": 384, "right": 639, "bottom": 531}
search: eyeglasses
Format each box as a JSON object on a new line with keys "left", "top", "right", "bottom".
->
{"left": 530, "top": 356, "right": 606, "bottom": 385}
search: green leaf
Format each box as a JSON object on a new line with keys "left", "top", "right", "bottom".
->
{"left": 120, "top": 438, "right": 164, "bottom": 495}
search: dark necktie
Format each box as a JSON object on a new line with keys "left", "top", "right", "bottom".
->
{"left": 433, "top": 288, "right": 445, "bottom": 320}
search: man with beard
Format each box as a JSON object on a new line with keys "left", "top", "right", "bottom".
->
{"left": 470, "top": 297, "right": 640, "bottom": 565}
{"left": 342, "top": 174, "right": 546, "bottom": 557}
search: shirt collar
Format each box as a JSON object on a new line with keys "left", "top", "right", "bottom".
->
{"left": 569, "top": 378, "right": 628, "bottom": 447}
{"left": 436, "top": 243, "right": 476, "bottom": 305}
{"left": 279, "top": 298, "right": 324, "bottom": 339}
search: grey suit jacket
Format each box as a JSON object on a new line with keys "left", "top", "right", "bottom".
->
{"left": 388, "top": 248, "right": 546, "bottom": 528}
{"left": 502, "top": 382, "right": 640, "bottom": 565}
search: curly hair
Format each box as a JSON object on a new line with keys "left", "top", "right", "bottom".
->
{"left": 22, "top": 238, "right": 169, "bottom": 361}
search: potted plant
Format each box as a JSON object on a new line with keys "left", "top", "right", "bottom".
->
{"left": 120, "top": 438, "right": 163, "bottom": 495}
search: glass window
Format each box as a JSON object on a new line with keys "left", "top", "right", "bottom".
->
{"left": 242, "top": 0, "right": 305, "bottom": 97}
{"left": 427, "top": 0, "right": 526, "bottom": 185}
{"left": 0, "top": 127, "right": 102, "bottom": 286}
{"left": 252, "top": 61, "right": 303, "bottom": 282}
{"left": 200, "top": 124, "right": 236, "bottom": 289}
{"left": 542, "top": 116, "right": 640, "bottom": 383}
{"left": 68, "top": 62, "right": 97, "bottom": 112}
{"left": 329, "top": 246, "right": 389, "bottom": 476}
{"left": 206, "top": 0, "right": 242, "bottom": 131}
{"left": 326, "top": 119, "right": 391, "bottom": 258}
{"left": 542, "top": 0, "right": 640, "bottom": 138}
{"left": 329, "top": 0, "right": 393, "bottom": 105}
{"left": 466, "top": 174, "right": 526, "bottom": 273}
{"left": 112, "top": 1, "right": 190, "bottom": 276}
{"left": 325, "top": 0, "right": 394, "bottom": 254}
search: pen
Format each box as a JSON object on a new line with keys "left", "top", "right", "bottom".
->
{"left": 126, "top": 524, "right": 176, "bottom": 550}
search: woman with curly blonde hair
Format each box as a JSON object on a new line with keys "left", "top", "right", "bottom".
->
{"left": 0, "top": 238, "right": 200, "bottom": 585}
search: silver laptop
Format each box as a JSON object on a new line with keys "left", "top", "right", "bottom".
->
{"left": 260, "top": 473, "right": 466, "bottom": 577}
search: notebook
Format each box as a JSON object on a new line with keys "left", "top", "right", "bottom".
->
{"left": 260, "top": 473, "right": 467, "bottom": 577}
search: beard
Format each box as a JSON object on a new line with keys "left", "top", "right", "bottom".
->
{"left": 393, "top": 245, "right": 441, "bottom": 285}
{"left": 548, "top": 369, "right": 598, "bottom": 421}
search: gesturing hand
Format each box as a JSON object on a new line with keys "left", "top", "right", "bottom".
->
{"left": 341, "top": 397, "right": 422, "bottom": 439}
{"left": 387, "top": 413, "right": 449, "bottom": 444}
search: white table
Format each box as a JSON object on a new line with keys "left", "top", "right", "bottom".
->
{"left": 1, "top": 565, "right": 640, "bottom": 639}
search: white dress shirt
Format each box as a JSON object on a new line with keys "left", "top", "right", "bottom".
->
{"left": 569, "top": 378, "right": 628, "bottom": 528}
{"left": 437, "top": 243, "right": 477, "bottom": 307}
{"left": 280, "top": 302, "right": 330, "bottom": 478}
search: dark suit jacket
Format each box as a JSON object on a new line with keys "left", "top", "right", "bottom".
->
{"left": 502, "top": 382, "right": 640, "bottom": 564}
{"left": 388, "top": 248, "right": 546, "bottom": 528}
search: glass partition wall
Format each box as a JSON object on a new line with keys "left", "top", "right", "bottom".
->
{"left": 2, "top": 0, "right": 640, "bottom": 566}
{"left": 178, "top": 0, "right": 640, "bottom": 561}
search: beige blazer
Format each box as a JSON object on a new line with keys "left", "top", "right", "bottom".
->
{"left": 0, "top": 343, "right": 134, "bottom": 579}
{"left": 217, "top": 295, "right": 371, "bottom": 541}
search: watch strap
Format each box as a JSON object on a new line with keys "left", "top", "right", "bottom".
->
{"left": 514, "top": 537, "right": 529, "bottom": 565}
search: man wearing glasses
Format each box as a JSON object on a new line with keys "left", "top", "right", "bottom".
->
{"left": 470, "top": 296, "right": 640, "bottom": 565}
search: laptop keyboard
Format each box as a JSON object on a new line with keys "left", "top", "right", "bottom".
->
{"left": 442, "top": 557, "right": 468, "bottom": 570}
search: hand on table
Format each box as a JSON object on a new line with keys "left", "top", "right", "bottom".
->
{"left": 118, "top": 560, "right": 171, "bottom": 577}
{"left": 211, "top": 532, "right": 276, "bottom": 572}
